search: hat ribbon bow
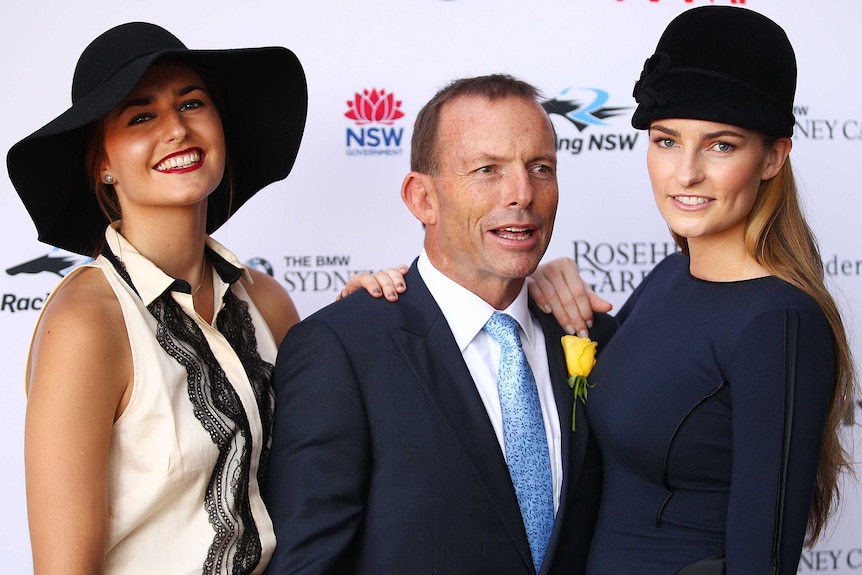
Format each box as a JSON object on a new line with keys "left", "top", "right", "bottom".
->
{"left": 633, "top": 52, "right": 670, "bottom": 108}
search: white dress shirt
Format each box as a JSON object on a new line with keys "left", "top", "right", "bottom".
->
{"left": 418, "top": 251, "right": 562, "bottom": 511}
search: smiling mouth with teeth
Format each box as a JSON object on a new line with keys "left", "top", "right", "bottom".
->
{"left": 673, "top": 196, "right": 711, "bottom": 206}
{"left": 155, "top": 149, "right": 202, "bottom": 172}
{"left": 495, "top": 227, "right": 534, "bottom": 240}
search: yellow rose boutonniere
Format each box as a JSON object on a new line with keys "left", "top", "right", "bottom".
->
{"left": 561, "top": 335, "right": 598, "bottom": 431}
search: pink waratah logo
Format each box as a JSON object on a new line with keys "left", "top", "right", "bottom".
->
{"left": 345, "top": 89, "right": 405, "bottom": 125}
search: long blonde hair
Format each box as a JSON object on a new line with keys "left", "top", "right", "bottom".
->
{"left": 672, "top": 154, "right": 856, "bottom": 544}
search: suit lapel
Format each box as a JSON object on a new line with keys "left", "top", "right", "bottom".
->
{"left": 530, "top": 305, "right": 589, "bottom": 575}
{"left": 390, "top": 266, "right": 534, "bottom": 571}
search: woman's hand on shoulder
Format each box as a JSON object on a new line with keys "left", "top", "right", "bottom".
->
{"left": 244, "top": 267, "right": 300, "bottom": 346}
{"left": 528, "top": 257, "right": 613, "bottom": 337}
{"left": 330, "top": 260, "right": 611, "bottom": 339}
{"left": 337, "top": 264, "right": 409, "bottom": 302}
{"left": 25, "top": 267, "right": 131, "bottom": 574}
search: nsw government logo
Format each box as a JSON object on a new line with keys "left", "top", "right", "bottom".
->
{"left": 345, "top": 88, "right": 406, "bottom": 156}
{"left": 542, "top": 88, "right": 638, "bottom": 156}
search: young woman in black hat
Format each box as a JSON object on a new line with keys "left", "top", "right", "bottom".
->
{"left": 522, "top": 6, "right": 856, "bottom": 574}
{"left": 7, "top": 22, "right": 396, "bottom": 574}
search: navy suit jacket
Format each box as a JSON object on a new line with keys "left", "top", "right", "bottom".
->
{"left": 264, "top": 262, "right": 616, "bottom": 575}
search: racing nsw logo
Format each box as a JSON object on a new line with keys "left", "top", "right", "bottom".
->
{"left": 6, "top": 253, "right": 82, "bottom": 277}
{"left": 542, "top": 88, "right": 638, "bottom": 155}
{"left": 543, "top": 89, "right": 627, "bottom": 132}
{"left": 345, "top": 88, "right": 406, "bottom": 155}
{"left": 3, "top": 251, "right": 87, "bottom": 313}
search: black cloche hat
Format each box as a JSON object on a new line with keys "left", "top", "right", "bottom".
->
{"left": 6, "top": 22, "right": 307, "bottom": 255}
{"left": 631, "top": 6, "right": 796, "bottom": 138}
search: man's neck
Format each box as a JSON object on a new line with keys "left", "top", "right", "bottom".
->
{"left": 423, "top": 252, "right": 526, "bottom": 310}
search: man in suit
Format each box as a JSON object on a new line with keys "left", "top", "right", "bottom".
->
{"left": 264, "top": 74, "right": 615, "bottom": 575}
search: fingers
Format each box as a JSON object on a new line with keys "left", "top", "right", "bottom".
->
{"left": 337, "top": 266, "right": 409, "bottom": 302}
{"left": 588, "top": 287, "right": 613, "bottom": 313}
{"left": 528, "top": 257, "right": 610, "bottom": 337}
{"left": 557, "top": 261, "right": 595, "bottom": 337}
{"left": 373, "top": 268, "right": 406, "bottom": 301}
{"left": 528, "top": 270, "right": 584, "bottom": 337}
{"left": 382, "top": 266, "right": 409, "bottom": 298}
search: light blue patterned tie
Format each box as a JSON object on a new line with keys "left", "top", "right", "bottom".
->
{"left": 484, "top": 312, "right": 554, "bottom": 573}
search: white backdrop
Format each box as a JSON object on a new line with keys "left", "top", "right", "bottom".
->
{"left": 1, "top": 0, "right": 859, "bottom": 571}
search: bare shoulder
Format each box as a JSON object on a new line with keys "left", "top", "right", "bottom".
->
{"left": 35, "top": 266, "right": 125, "bottom": 341}
{"left": 241, "top": 267, "right": 300, "bottom": 346}
{"left": 27, "top": 266, "right": 131, "bottom": 411}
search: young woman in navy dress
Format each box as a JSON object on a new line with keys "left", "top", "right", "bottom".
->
{"left": 528, "top": 7, "right": 856, "bottom": 574}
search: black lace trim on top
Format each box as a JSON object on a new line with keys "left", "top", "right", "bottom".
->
{"left": 217, "top": 290, "right": 276, "bottom": 489}
{"left": 102, "top": 246, "right": 274, "bottom": 575}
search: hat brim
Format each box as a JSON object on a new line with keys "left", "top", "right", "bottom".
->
{"left": 7, "top": 45, "right": 307, "bottom": 255}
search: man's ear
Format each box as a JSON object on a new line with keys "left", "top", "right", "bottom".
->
{"left": 401, "top": 171, "right": 437, "bottom": 226}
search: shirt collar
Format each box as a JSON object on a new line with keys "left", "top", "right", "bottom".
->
{"left": 417, "top": 250, "right": 535, "bottom": 351}
{"left": 104, "top": 222, "right": 250, "bottom": 307}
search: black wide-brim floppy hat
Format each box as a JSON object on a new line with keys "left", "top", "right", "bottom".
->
{"left": 7, "top": 22, "right": 307, "bottom": 255}
{"left": 631, "top": 6, "right": 796, "bottom": 138}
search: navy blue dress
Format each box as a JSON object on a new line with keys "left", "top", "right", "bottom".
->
{"left": 585, "top": 253, "right": 834, "bottom": 575}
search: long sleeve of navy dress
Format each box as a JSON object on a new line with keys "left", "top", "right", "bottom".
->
{"left": 584, "top": 253, "right": 834, "bottom": 575}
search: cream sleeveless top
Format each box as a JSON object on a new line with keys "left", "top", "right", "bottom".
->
{"left": 36, "top": 226, "right": 277, "bottom": 574}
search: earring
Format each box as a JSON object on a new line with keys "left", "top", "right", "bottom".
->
{"left": 104, "top": 174, "right": 115, "bottom": 185}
